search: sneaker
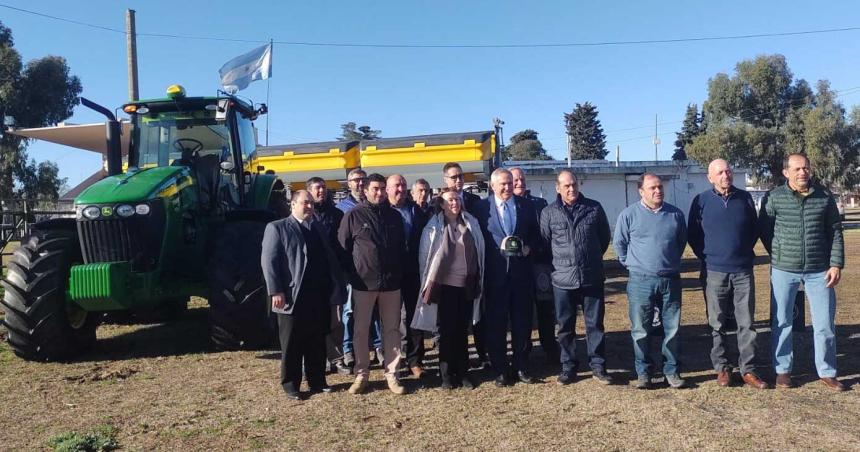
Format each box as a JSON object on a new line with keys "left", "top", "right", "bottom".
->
{"left": 348, "top": 378, "right": 368, "bottom": 395}
{"left": 666, "top": 374, "right": 687, "bottom": 389}
{"left": 592, "top": 369, "right": 613, "bottom": 385}
{"left": 386, "top": 376, "right": 406, "bottom": 395}
{"left": 461, "top": 374, "right": 476, "bottom": 390}
{"left": 557, "top": 371, "right": 575, "bottom": 386}
{"left": 632, "top": 374, "right": 651, "bottom": 389}
{"left": 343, "top": 352, "right": 355, "bottom": 368}
{"left": 334, "top": 361, "right": 353, "bottom": 375}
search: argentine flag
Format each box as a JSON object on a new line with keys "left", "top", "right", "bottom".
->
{"left": 219, "top": 43, "right": 272, "bottom": 93}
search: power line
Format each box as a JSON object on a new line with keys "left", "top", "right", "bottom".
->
{"left": 3, "top": 3, "right": 860, "bottom": 48}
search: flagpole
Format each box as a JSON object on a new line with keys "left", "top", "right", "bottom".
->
{"left": 265, "top": 39, "right": 272, "bottom": 146}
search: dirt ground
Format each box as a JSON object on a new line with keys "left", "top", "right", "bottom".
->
{"left": 2, "top": 232, "right": 860, "bottom": 451}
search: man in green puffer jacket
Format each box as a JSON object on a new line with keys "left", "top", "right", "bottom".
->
{"left": 759, "top": 153, "right": 846, "bottom": 391}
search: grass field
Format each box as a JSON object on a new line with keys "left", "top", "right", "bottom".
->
{"left": 1, "top": 233, "right": 860, "bottom": 451}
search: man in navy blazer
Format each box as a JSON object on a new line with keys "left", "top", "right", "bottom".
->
{"left": 474, "top": 168, "right": 541, "bottom": 386}
{"left": 261, "top": 190, "right": 347, "bottom": 400}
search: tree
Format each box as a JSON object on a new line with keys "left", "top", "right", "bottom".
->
{"left": 337, "top": 122, "right": 381, "bottom": 141}
{"left": 0, "top": 21, "right": 79, "bottom": 201}
{"left": 503, "top": 129, "right": 552, "bottom": 161}
{"left": 673, "top": 103, "right": 704, "bottom": 161}
{"left": 686, "top": 54, "right": 828, "bottom": 185}
{"left": 564, "top": 102, "right": 607, "bottom": 160}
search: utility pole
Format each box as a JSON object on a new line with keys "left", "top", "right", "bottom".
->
{"left": 615, "top": 144, "right": 620, "bottom": 167}
{"left": 652, "top": 114, "right": 661, "bottom": 161}
{"left": 126, "top": 9, "right": 139, "bottom": 101}
{"left": 566, "top": 128, "right": 572, "bottom": 167}
{"left": 493, "top": 117, "right": 504, "bottom": 168}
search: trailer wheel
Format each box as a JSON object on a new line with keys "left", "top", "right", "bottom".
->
{"left": 207, "top": 221, "right": 276, "bottom": 350}
{"left": 1, "top": 226, "right": 101, "bottom": 361}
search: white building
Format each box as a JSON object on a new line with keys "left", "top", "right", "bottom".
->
{"left": 503, "top": 160, "right": 748, "bottom": 231}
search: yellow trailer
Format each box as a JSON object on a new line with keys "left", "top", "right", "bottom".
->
{"left": 253, "top": 140, "right": 360, "bottom": 190}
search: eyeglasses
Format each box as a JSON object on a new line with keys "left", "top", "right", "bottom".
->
{"left": 445, "top": 173, "right": 464, "bottom": 180}
{"left": 348, "top": 177, "right": 367, "bottom": 183}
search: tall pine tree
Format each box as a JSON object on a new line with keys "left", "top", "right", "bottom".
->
{"left": 564, "top": 102, "right": 607, "bottom": 160}
{"left": 673, "top": 103, "right": 703, "bottom": 161}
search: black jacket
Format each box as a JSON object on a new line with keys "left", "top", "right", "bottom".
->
{"left": 313, "top": 196, "right": 344, "bottom": 243}
{"left": 463, "top": 190, "right": 482, "bottom": 216}
{"left": 539, "top": 194, "right": 610, "bottom": 290}
{"left": 520, "top": 192, "right": 551, "bottom": 264}
{"left": 337, "top": 200, "right": 406, "bottom": 291}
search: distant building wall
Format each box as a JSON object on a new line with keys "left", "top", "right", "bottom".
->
{"left": 505, "top": 160, "right": 748, "bottom": 232}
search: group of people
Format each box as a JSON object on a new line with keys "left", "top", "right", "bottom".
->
{"left": 260, "top": 153, "right": 846, "bottom": 400}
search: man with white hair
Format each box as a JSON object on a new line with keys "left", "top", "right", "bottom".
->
{"left": 474, "top": 168, "right": 541, "bottom": 386}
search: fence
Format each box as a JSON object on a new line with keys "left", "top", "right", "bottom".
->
{"left": 1, "top": 199, "right": 75, "bottom": 271}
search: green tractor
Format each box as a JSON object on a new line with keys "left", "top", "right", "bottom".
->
{"left": 1, "top": 85, "right": 286, "bottom": 360}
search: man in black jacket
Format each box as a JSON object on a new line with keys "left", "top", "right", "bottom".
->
{"left": 387, "top": 174, "right": 430, "bottom": 377}
{"left": 338, "top": 173, "right": 408, "bottom": 395}
{"left": 539, "top": 169, "right": 612, "bottom": 385}
{"left": 307, "top": 177, "right": 350, "bottom": 375}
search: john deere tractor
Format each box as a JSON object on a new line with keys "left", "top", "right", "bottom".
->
{"left": 1, "top": 85, "right": 285, "bottom": 360}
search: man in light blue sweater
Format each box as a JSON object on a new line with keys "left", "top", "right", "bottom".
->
{"left": 613, "top": 172, "right": 687, "bottom": 389}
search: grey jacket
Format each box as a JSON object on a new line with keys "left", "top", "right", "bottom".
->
{"left": 261, "top": 216, "right": 347, "bottom": 314}
{"left": 411, "top": 211, "right": 485, "bottom": 331}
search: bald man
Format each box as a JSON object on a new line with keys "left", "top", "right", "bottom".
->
{"left": 387, "top": 174, "right": 430, "bottom": 377}
{"left": 262, "top": 190, "right": 347, "bottom": 400}
{"left": 688, "top": 159, "right": 767, "bottom": 389}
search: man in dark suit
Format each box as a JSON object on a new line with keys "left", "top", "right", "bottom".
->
{"left": 387, "top": 174, "right": 430, "bottom": 377}
{"left": 442, "top": 162, "right": 487, "bottom": 367}
{"left": 261, "top": 190, "right": 347, "bottom": 400}
{"left": 510, "top": 167, "right": 559, "bottom": 365}
{"left": 474, "top": 168, "right": 541, "bottom": 386}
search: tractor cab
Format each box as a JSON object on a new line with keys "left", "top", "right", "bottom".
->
{"left": 122, "top": 85, "right": 263, "bottom": 213}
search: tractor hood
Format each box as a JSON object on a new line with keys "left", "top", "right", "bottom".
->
{"left": 74, "top": 166, "right": 189, "bottom": 205}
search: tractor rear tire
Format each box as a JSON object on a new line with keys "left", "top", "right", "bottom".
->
{"left": 208, "top": 220, "right": 276, "bottom": 350}
{"left": 1, "top": 225, "right": 101, "bottom": 361}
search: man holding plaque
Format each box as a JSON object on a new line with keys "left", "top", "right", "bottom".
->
{"left": 474, "top": 168, "right": 541, "bottom": 386}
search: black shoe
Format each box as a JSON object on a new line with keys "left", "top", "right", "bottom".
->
{"left": 441, "top": 377, "right": 455, "bottom": 390}
{"left": 517, "top": 371, "right": 535, "bottom": 384}
{"left": 592, "top": 369, "right": 613, "bottom": 385}
{"left": 557, "top": 371, "right": 575, "bottom": 385}
{"left": 461, "top": 373, "right": 476, "bottom": 390}
{"left": 284, "top": 389, "right": 302, "bottom": 400}
{"left": 494, "top": 374, "right": 510, "bottom": 387}
{"left": 308, "top": 385, "right": 333, "bottom": 394}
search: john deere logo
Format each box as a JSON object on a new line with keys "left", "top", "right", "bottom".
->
{"left": 101, "top": 206, "right": 113, "bottom": 217}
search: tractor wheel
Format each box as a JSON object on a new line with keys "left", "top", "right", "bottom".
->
{"left": 207, "top": 221, "right": 276, "bottom": 350}
{"left": 1, "top": 225, "right": 101, "bottom": 361}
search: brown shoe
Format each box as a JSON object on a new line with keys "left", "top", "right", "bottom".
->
{"left": 716, "top": 368, "right": 731, "bottom": 387}
{"left": 386, "top": 376, "right": 406, "bottom": 395}
{"left": 410, "top": 366, "right": 424, "bottom": 379}
{"left": 820, "top": 377, "right": 847, "bottom": 392}
{"left": 742, "top": 373, "right": 769, "bottom": 389}
{"left": 775, "top": 373, "right": 794, "bottom": 389}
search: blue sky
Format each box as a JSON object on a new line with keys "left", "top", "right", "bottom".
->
{"left": 3, "top": 0, "right": 860, "bottom": 187}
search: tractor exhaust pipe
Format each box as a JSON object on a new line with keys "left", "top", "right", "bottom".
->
{"left": 80, "top": 97, "right": 123, "bottom": 176}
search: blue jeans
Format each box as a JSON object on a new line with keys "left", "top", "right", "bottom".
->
{"left": 627, "top": 273, "right": 682, "bottom": 377}
{"left": 770, "top": 268, "right": 837, "bottom": 377}
{"left": 342, "top": 285, "right": 382, "bottom": 355}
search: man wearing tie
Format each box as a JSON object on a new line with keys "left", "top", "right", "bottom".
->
{"left": 474, "top": 168, "right": 541, "bottom": 386}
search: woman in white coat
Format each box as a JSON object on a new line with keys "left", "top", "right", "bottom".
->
{"left": 412, "top": 188, "right": 485, "bottom": 389}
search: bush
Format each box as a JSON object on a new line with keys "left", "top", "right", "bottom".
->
{"left": 47, "top": 425, "right": 119, "bottom": 452}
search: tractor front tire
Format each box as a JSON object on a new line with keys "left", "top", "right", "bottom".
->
{"left": 208, "top": 221, "right": 276, "bottom": 350}
{"left": 1, "top": 226, "right": 101, "bottom": 361}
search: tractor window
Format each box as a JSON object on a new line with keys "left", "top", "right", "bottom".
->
{"left": 234, "top": 114, "right": 257, "bottom": 164}
{"left": 134, "top": 112, "right": 232, "bottom": 168}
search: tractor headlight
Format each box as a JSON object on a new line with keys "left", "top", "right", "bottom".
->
{"left": 82, "top": 206, "right": 101, "bottom": 219}
{"left": 135, "top": 204, "right": 151, "bottom": 215}
{"left": 116, "top": 204, "right": 135, "bottom": 217}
